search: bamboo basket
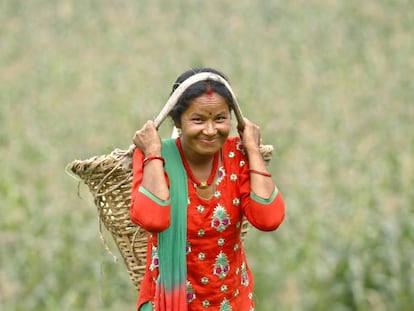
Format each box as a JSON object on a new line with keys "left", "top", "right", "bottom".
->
{"left": 66, "top": 73, "right": 274, "bottom": 290}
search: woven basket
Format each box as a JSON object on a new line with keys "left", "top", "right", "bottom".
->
{"left": 67, "top": 145, "right": 145, "bottom": 288}
{"left": 66, "top": 73, "right": 274, "bottom": 290}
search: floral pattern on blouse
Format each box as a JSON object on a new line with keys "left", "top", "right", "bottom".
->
{"left": 213, "top": 251, "right": 230, "bottom": 280}
{"left": 211, "top": 204, "right": 231, "bottom": 232}
{"left": 149, "top": 245, "right": 159, "bottom": 271}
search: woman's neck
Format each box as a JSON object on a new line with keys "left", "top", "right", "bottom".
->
{"left": 177, "top": 138, "right": 220, "bottom": 189}
{"left": 179, "top": 139, "right": 215, "bottom": 167}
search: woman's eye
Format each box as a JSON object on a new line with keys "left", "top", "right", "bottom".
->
{"left": 192, "top": 118, "right": 203, "bottom": 123}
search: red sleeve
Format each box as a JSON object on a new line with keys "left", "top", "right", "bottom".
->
{"left": 243, "top": 190, "right": 285, "bottom": 231}
{"left": 235, "top": 141, "right": 285, "bottom": 231}
{"left": 130, "top": 148, "right": 171, "bottom": 233}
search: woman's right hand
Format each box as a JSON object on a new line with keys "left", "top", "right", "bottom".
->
{"left": 133, "top": 120, "right": 162, "bottom": 156}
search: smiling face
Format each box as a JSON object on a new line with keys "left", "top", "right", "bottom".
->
{"left": 176, "top": 92, "right": 231, "bottom": 161}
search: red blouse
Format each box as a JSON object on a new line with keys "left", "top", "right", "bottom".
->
{"left": 130, "top": 137, "right": 285, "bottom": 311}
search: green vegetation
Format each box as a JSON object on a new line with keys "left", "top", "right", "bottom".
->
{"left": 1, "top": 1, "right": 413, "bottom": 310}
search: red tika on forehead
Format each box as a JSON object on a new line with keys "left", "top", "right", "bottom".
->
{"left": 206, "top": 84, "right": 213, "bottom": 97}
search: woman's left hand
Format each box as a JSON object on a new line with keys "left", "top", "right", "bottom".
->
{"left": 239, "top": 118, "right": 261, "bottom": 153}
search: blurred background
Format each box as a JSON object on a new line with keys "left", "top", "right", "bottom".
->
{"left": 1, "top": 1, "right": 413, "bottom": 310}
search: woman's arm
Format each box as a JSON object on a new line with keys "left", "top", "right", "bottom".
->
{"left": 130, "top": 121, "right": 171, "bottom": 232}
{"left": 239, "top": 118, "right": 285, "bottom": 230}
{"left": 243, "top": 189, "right": 285, "bottom": 231}
{"left": 240, "top": 118, "right": 275, "bottom": 199}
{"left": 133, "top": 120, "right": 170, "bottom": 200}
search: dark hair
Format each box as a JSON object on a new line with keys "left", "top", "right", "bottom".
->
{"left": 168, "top": 67, "right": 235, "bottom": 124}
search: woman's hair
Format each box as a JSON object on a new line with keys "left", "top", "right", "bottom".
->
{"left": 168, "top": 67, "right": 235, "bottom": 124}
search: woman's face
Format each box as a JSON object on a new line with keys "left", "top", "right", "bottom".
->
{"left": 177, "top": 92, "right": 231, "bottom": 159}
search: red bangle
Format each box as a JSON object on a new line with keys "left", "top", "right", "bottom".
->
{"left": 143, "top": 155, "right": 165, "bottom": 167}
{"left": 248, "top": 169, "right": 272, "bottom": 177}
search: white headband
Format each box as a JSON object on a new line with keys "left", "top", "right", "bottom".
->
{"left": 153, "top": 72, "right": 244, "bottom": 129}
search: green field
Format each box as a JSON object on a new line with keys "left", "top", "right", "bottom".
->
{"left": 1, "top": 1, "right": 413, "bottom": 310}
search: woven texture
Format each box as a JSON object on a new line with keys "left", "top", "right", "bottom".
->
{"left": 68, "top": 145, "right": 145, "bottom": 288}
{"left": 67, "top": 144, "right": 273, "bottom": 290}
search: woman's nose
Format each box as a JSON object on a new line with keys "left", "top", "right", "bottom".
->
{"left": 203, "top": 120, "right": 217, "bottom": 135}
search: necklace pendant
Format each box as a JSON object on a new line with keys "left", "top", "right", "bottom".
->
{"left": 198, "top": 181, "right": 209, "bottom": 189}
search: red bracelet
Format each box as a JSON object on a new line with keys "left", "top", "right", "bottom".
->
{"left": 248, "top": 169, "right": 272, "bottom": 177}
{"left": 143, "top": 155, "right": 165, "bottom": 167}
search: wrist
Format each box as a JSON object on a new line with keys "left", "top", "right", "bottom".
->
{"left": 245, "top": 146, "right": 262, "bottom": 160}
{"left": 249, "top": 169, "right": 272, "bottom": 177}
{"left": 144, "top": 149, "right": 162, "bottom": 157}
{"left": 143, "top": 155, "right": 165, "bottom": 167}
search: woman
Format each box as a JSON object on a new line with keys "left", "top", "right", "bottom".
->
{"left": 130, "top": 67, "right": 285, "bottom": 311}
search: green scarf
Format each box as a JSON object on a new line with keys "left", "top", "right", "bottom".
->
{"left": 155, "top": 138, "right": 188, "bottom": 310}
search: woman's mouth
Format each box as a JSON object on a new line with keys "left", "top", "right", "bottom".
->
{"left": 200, "top": 138, "right": 217, "bottom": 145}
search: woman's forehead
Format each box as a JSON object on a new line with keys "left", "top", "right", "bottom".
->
{"left": 191, "top": 92, "right": 228, "bottom": 106}
{"left": 186, "top": 96, "right": 230, "bottom": 115}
